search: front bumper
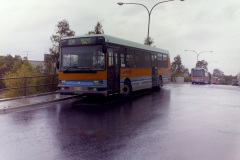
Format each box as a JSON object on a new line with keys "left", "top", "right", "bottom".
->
{"left": 58, "top": 85, "right": 108, "bottom": 96}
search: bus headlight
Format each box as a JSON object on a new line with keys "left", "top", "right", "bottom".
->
{"left": 59, "top": 80, "right": 66, "bottom": 85}
{"left": 93, "top": 80, "right": 104, "bottom": 85}
{"left": 93, "top": 81, "right": 99, "bottom": 85}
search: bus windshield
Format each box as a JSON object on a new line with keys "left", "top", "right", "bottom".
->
{"left": 60, "top": 45, "right": 105, "bottom": 71}
{"left": 192, "top": 69, "right": 205, "bottom": 76}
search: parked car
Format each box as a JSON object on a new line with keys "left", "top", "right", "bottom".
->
{"left": 232, "top": 79, "right": 239, "bottom": 86}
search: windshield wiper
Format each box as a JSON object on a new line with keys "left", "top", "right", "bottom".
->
{"left": 77, "top": 66, "right": 91, "bottom": 70}
{"left": 64, "top": 66, "right": 78, "bottom": 72}
{"left": 63, "top": 66, "right": 94, "bottom": 73}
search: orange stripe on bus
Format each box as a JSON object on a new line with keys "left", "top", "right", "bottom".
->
{"left": 59, "top": 71, "right": 107, "bottom": 80}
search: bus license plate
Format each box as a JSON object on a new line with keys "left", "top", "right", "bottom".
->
{"left": 74, "top": 87, "right": 82, "bottom": 91}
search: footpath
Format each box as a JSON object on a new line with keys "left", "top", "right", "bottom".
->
{"left": 0, "top": 93, "right": 78, "bottom": 114}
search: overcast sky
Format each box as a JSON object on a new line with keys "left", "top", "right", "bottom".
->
{"left": 1, "top": 0, "right": 240, "bottom": 75}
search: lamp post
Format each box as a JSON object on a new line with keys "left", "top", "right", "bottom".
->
{"left": 184, "top": 50, "right": 213, "bottom": 67}
{"left": 118, "top": 0, "right": 184, "bottom": 45}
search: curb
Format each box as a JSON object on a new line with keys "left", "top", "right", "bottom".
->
{"left": 0, "top": 95, "right": 79, "bottom": 114}
{"left": 0, "top": 91, "right": 59, "bottom": 102}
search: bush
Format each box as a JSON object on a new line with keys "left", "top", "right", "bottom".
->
{"left": 184, "top": 77, "right": 191, "bottom": 82}
{"left": 3, "top": 62, "right": 45, "bottom": 98}
{"left": 172, "top": 73, "right": 184, "bottom": 77}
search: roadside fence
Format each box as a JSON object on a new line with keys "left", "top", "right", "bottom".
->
{"left": 0, "top": 75, "right": 58, "bottom": 98}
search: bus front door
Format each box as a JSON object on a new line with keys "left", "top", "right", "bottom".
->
{"left": 107, "top": 48, "right": 120, "bottom": 95}
{"left": 151, "top": 54, "right": 158, "bottom": 87}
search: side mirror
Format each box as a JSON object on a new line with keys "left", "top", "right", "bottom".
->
{"left": 56, "top": 61, "right": 59, "bottom": 70}
{"left": 102, "top": 45, "right": 107, "bottom": 53}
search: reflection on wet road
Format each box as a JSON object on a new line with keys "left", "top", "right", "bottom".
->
{"left": 0, "top": 84, "right": 240, "bottom": 160}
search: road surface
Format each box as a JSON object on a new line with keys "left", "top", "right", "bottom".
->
{"left": 0, "top": 84, "right": 240, "bottom": 160}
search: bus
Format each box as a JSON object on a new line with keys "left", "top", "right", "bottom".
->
{"left": 57, "top": 34, "right": 171, "bottom": 97}
{"left": 231, "top": 79, "right": 239, "bottom": 86}
{"left": 237, "top": 72, "right": 240, "bottom": 86}
{"left": 191, "top": 68, "right": 210, "bottom": 84}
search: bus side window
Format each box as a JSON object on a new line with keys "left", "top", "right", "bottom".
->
{"left": 121, "top": 53, "right": 125, "bottom": 67}
{"left": 151, "top": 53, "right": 157, "bottom": 67}
{"left": 124, "top": 47, "right": 135, "bottom": 68}
{"left": 135, "top": 51, "right": 144, "bottom": 68}
{"left": 144, "top": 52, "right": 151, "bottom": 67}
{"left": 163, "top": 54, "right": 168, "bottom": 68}
{"left": 157, "top": 53, "right": 163, "bottom": 68}
{"left": 126, "top": 54, "right": 131, "bottom": 67}
{"left": 135, "top": 49, "right": 140, "bottom": 67}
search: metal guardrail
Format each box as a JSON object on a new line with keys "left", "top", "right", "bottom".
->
{"left": 0, "top": 75, "right": 58, "bottom": 98}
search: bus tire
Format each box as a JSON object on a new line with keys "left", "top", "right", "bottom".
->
{"left": 122, "top": 81, "right": 132, "bottom": 97}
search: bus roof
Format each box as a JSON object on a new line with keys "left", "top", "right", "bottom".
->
{"left": 62, "top": 34, "right": 169, "bottom": 55}
{"left": 191, "top": 67, "right": 207, "bottom": 71}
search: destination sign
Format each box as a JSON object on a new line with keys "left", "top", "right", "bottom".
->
{"left": 61, "top": 37, "right": 105, "bottom": 46}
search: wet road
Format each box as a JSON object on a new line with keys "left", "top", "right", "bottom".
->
{"left": 0, "top": 84, "right": 240, "bottom": 160}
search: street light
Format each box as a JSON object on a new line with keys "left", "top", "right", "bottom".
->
{"left": 184, "top": 50, "right": 213, "bottom": 67}
{"left": 118, "top": 0, "right": 184, "bottom": 45}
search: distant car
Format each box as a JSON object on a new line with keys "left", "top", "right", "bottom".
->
{"left": 232, "top": 79, "right": 239, "bottom": 86}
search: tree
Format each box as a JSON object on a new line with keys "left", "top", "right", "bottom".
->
{"left": 0, "top": 55, "right": 23, "bottom": 78}
{"left": 171, "top": 55, "right": 185, "bottom": 74}
{"left": 88, "top": 21, "right": 104, "bottom": 35}
{"left": 212, "top": 68, "right": 224, "bottom": 78}
{"left": 196, "top": 60, "right": 208, "bottom": 70}
{"left": 184, "top": 68, "right": 189, "bottom": 73}
{"left": 224, "top": 75, "right": 237, "bottom": 85}
{"left": 183, "top": 68, "right": 189, "bottom": 77}
{"left": 213, "top": 68, "right": 225, "bottom": 84}
{"left": 35, "top": 65, "right": 44, "bottom": 73}
{"left": 3, "top": 61, "right": 43, "bottom": 97}
{"left": 144, "top": 36, "right": 154, "bottom": 46}
{"left": 0, "top": 57, "right": 8, "bottom": 79}
{"left": 47, "top": 19, "right": 75, "bottom": 74}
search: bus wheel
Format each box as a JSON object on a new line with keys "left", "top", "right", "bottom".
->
{"left": 122, "top": 81, "right": 132, "bottom": 97}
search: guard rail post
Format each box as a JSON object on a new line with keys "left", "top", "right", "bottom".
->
{"left": 24, "top": 77, "right": 27, "bottom": 96}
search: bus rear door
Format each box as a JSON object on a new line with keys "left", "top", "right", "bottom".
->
{"left": 151, "top": 53, "right": 158, "bottom": 87}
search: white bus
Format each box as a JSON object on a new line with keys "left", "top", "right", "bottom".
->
{"left": 237, "top": 72, "right": 240, "bottom": 86}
